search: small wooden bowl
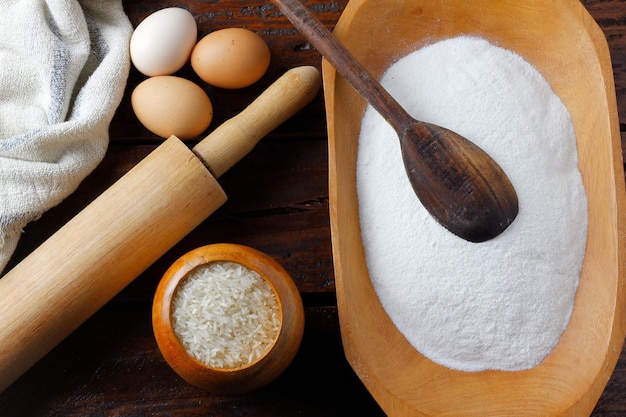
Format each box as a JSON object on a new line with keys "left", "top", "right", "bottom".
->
{"left": 152, "top": 243, "right": 304, "bottom": 394}
{"left": 324, "top": 0, "right": 626, "bottom": 416}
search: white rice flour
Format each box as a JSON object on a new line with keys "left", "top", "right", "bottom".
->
{"left": 356, "top": 36, "right": 588, "bottom": 371}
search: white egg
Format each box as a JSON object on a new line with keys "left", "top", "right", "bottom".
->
{"left": 130, "top": 7, "right": 197, "bottom": 76}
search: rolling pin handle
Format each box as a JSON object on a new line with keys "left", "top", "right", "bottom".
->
{"left": 192, "top": 65, "right": 322, "bottom": 178}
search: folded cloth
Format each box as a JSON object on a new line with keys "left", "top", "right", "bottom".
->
{"left": 0, "top": 0, "right": 132, "bottom": 273}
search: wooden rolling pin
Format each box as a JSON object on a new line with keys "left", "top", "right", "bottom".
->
{"left": 0, "top": 66, "right": 321, "bottom": 393}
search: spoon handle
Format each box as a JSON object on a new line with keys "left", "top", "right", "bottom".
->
{"left": 271, "top": 0, "right": 411, "bottom": 131}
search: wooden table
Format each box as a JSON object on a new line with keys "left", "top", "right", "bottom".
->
{"left": 0, "top": 1, "right": 625, "bottom": 415}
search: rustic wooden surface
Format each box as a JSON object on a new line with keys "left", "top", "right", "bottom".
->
{"left": 0, "top": 0, "right": 625, "bottom": 415}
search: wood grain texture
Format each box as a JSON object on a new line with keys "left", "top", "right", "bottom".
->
{"left": 0, "top": 0, "right": 625, "bottom": 416}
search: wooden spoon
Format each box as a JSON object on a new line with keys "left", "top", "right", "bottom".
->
{"left": 271, "top": 0, "right": 518, "bottom": 243}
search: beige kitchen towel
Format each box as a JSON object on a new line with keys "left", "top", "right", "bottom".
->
{"left": 0, "top": 0, "right": 132, "bottom": 273}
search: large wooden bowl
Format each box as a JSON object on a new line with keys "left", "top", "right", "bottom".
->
{"left": 323, "top": 0, "right": 626, "bottom": 415}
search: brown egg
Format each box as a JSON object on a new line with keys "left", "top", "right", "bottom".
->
{"left": 131, "top": 76, "right": 213, "bottom": 140}
{"left": 191, "top": 28, "right": 270, "bottom": 89}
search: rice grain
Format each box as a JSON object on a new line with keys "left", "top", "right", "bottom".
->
{"left": 171, "top": 261, "right": 281, "bottom": 369}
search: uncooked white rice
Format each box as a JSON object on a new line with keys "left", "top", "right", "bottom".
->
{"left": 171, "top": 261, "right": 281, "bottom": 369}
